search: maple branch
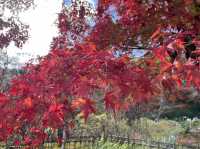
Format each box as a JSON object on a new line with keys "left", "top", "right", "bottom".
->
{"left": 119, "top": 45, "right": 147, "bottom": 50}
{"left": 193, "top": 0, "right": 200, "bottom": 6}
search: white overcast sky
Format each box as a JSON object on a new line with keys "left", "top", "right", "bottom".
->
{"left": 6, "top": 0, "right": 96, "bottom": 64}
{"left": 7, "top": 0, "right": 62, "bottom": 63}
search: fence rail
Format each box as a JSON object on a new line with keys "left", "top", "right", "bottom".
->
{"left": 46, "top": 134, "right": 200, "bottom": 149}
{"left": 1, "top": 131, "right": 200, "bottom": 149}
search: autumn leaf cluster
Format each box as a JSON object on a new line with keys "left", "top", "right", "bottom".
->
{"left": 0, "top": 0, "right": 200, "bottom": 147}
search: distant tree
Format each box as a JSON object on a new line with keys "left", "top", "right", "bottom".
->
{"left": 0, "top": 49, "right": 22, "bottom": 92}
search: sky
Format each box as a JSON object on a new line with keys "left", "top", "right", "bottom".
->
{"left": 6, "top": 0, "right": 62, "bottom": 63}
{"left": 0, "top": 0, "right": 99, "bottom": 71}
{"left": 6, "top": 0, "right": 97, "bottom": 64}
{"left": 5, "top": 0, "right": 142, "bottom": 64}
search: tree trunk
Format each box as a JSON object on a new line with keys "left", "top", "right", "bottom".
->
{"left": 61, "top": 126, "right": 66, "bottom": 149}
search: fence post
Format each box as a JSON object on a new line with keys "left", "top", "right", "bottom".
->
{"left": 132, "top": 137, "right": 135, "bottom": 149}
{"left": 127, "top": 134, "right": 130, "bottom": 148}
{"left": 157, "top": 142, "right": 160, "bottom": 149}
{"left": 91, "top": 135, "right": 95, "bottom": 149}
{"left": 174, "top": 143, "right": 176, "bottom": 149}
{"left": 102, "top": 125, "right": 107, "bottom": 142}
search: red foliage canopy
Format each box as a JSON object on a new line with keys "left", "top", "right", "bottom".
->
{"left": 0, "top": 0, "right": 200, "bottom": 146}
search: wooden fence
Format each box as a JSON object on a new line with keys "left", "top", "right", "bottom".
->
{"left": 1, "top": 129, "right": 200, "bottom": 149}
{"left": 0, "top": 127, "right": 200, "bottom": 149}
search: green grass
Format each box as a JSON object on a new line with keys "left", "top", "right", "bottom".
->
{"left": 137, "top": 118, "right": 185, "bottom": 141}
{"left": 75, "top": 114, "right": 200, "bottom": 144}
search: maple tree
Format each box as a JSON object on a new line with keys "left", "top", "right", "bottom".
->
{"left": 0, "top": 0, "right": 200, "bottom": 148}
